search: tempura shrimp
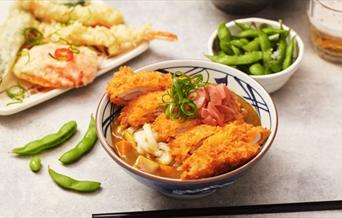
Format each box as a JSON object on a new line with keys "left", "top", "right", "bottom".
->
{"left": 38, "top": 22, "right": 177, "bottom": 56}
{"left": 14, "top": 43, "right": 98, "bottom": 88}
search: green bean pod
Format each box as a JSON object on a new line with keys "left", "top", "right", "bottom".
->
{"left": 242, "top": 38, "right": 260, "bottom": 52}
{"left": 217, "top": 23, "right": 232, "bottom": 54}
{"left": 249, "top": 63, "right": 265, "bottom": 75}
{"left": 230, "top": 45, "right": 242, "bottom": 55}
{"left": 12, "top": 121, "right": 77, "bottom": 156}
{"left": 229, "top": 39, "right": 249, "bottom": 48}
{"left": 236, "top": 29, "right": 258, "bottom": 38}
{"left": 282, "top": 36, "right": 296, "bottom": 70}
{"left": 59, "top": 116, "right": 97, "bottom": 165}
{"left": 270, "top": 33, "right": 287, "bottom": 73}
{"left": 234, "top": 21, "right": 251, "bottom": 30}
{"left": 257, "top": 28, "right": 273, "bottom": 73}
{"left": 48, "top": 167, "right": 101, "bottom": 192}
{"left": 262, "top": 27, "right": 288, "bottom": 35}
{"left": 29, "top": 156, "right": 41, "bottom": 173}
{"left": 206, "top": 51, "right": 263, "bottom": 65}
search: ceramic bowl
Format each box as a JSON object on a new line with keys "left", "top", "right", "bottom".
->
{"left": 96, "top": 59, "right": 278, "bottom": 199}
{"left": 208, "top": 17, "right": 304, "bottom": 93}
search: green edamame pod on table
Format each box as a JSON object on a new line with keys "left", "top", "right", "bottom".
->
{"left": 29, "top": 156, "right": 41, "bottom": 173}
{"left": 217, "top": 23, "right": 232, "bottom": 54}
{"left": 282, "top": 36, "right": 296, "bottom": 70}
{"left": 249, "top": 63, "right": 265, "bottom": 75}
{"left": 12, "top": 121, "right": 77, "bottom": 156}
{"left": 48, "top": 167, "right": 101, "bottom": 192}
{"left": 206, "top": 51, "right": 263, "bottom": 65}
{"left": 59, "top": 115, "right": 97, "bottom": 165}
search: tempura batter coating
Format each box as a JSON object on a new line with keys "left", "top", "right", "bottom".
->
{"left": 106, "top": 66, "right": 172, "bottom": 105}
{"left": 170, "top": 124, "right": 218, "bottom": 163}
{"left": 119, "top": 91, "right": 167, "bottom": 128}
{"left": 0, "top": 9, "right": 36, "bottom": 90}
{"left": 180, "top": 122, "right": 270, "bottom": 179}
{"left": 37, "top": 21, "right": 177, "bottom": 56}
{"left": 18, "top": 0, "right": 124, "bottom": 27}
{"left": 152, "top": 114, "right": 200, "bottom": 142}
{"left": 14, "top": 43, "right": 98, "bottom": 88}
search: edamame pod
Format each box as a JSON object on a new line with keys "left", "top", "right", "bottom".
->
{"left": 206, "top": 51, "right": 263, "bottom": 65}
{"left": 48, "top": 167, "right": 101, "bottom": 192}
{"left": 270, "top": 33, "right": 287, "bottom": 73}
{"left": 242, "top": 38, "right": 260, "bottom": 52}
{"left": 234, "top": 21, "right": 250, "bottom": 30}
{"left": 59, "top": 116, "right": 97, "bottom": 165}
{"left": 29, "top": 156, "right": 41, "bottom": 173}
{"left": 12, "top": 121, "right": 77, "bottom": 156}
{"left": 249, "top": 63, "right": 265, "bottom": 75}
{"left": 217, "top": 23, "right": 232, "bottom": 54}
{"left": 282, "top": 36, "right": 296, "bottom": 70}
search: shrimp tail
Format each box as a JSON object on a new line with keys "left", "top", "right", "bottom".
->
{"left": 148, "top": 31, "right": 178, "bottom": 41}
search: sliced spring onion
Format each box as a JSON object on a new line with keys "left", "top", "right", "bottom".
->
{"left": 23, "top": 27, "right": 43, "bottom": 47}
{"left": 162, "top": 71, "right": 207, "bottom": 119}
{"left": 6, "top": 84, "right": 26, "bottom": 100}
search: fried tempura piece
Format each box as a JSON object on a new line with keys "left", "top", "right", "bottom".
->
{"left": 0, "top": 9, "right": 36, "bottom": 90}
{"left": 152, "top": 114, "right": 200, "bottom": 142}
{"left": 18, "top": 0, "right": 124, "bottom": 27}
{"left": 180, "top": 122, "right": 270, "bottom": 179}
{"left": 37, "top": 21, "right": 177, "bottom": 56}
{"left": 14, "top": 43, "right": 98, "bottom": 88}
{"left": 119, "top": 91, "right": 167, "bottom": 128}
{"left": 170, "top": 125, "right": 218, "bottom": 163}
{"left": 106, "top": 66, "right": 172, "bottom": 105}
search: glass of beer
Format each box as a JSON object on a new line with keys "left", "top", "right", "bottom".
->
{"left": 308, "top": 0, "right": 342, "bottom": 63}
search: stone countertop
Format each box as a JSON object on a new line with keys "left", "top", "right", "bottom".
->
{"left": 1, "top": 0, "right": 342, "bottom": 217}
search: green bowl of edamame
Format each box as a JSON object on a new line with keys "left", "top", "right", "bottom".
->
{"left": 207, "top": 17, "right": 304, "bottom": 93}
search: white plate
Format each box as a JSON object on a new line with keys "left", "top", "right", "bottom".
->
{"left": 0, "top": 1, "right": 149, "bottom": 116}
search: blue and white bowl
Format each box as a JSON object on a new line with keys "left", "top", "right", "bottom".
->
{"left": 96, "top": 60, "right": 278, "bottom": 199}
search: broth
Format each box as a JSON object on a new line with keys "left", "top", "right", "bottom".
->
{"left": 111, "top": 90, "right": 261, "bottom": 179}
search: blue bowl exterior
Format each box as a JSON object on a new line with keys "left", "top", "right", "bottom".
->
{"left": 126, "top": 167, "right": 249, "bottom": 197}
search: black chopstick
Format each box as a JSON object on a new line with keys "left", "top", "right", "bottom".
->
{"left": 92, "top": 200, "right": 342, "bottom": 217}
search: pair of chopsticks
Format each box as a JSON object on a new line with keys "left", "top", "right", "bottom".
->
{"left": 92, "top": 200, "right": 342, "bottom": 217}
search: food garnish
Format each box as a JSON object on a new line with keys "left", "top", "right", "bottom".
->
{"left": 29, "top": 156, "right": 41, "bottom": 173}
{"left": 207, "top": 21, "right": 296, "bottom": 75}
{"left": 5, "top": 84, "right": 27, "bottom": 106}
{"left": 162, "top": 71, "right": 207, "bottom": 120}
{"left": 12, "top": 120, "right": 77, "bottom": 156}
{"left": 59, "top": 115, "right": 97, "bottom": 165}
{"left": 23, "top": 27, "right": 44, "bottom": 48}
{"left": 49, "top": 48, "right": 74, "bottom": 61}
{"left": 48, "top": 167, "right": 101, "bottom": 192}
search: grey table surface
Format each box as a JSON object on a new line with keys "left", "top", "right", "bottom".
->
{"left": 1, "top": 0, "right": 342, "bottom": 217}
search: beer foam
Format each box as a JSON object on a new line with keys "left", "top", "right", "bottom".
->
{"left": 308, "top": 0, "right": 342, "bottom": 37}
